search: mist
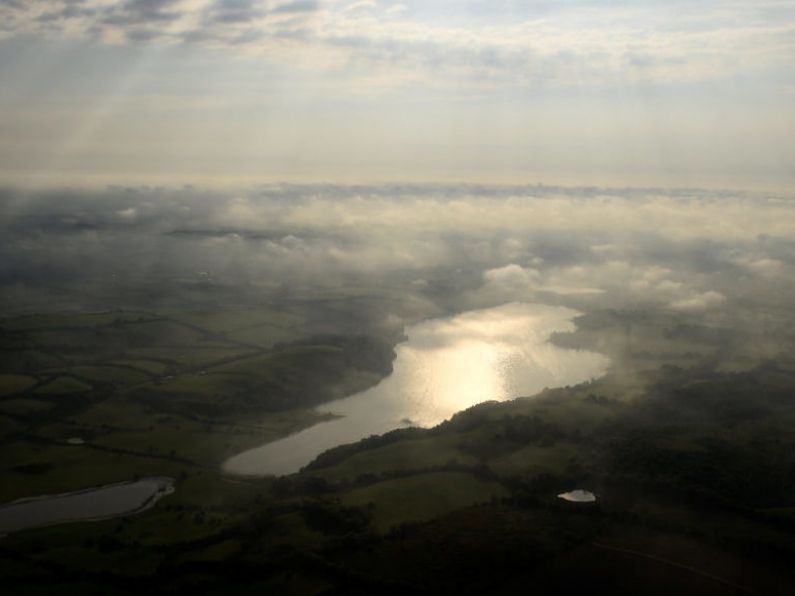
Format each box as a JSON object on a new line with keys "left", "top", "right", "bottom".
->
{"left": 2, "top": 2, "right": 795, "bottom": 593}
{"left": 2, "top": 184, "right": 792, "bottom": 324}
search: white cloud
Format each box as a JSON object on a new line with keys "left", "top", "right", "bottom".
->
{"left": 344, "top": 1, "right": 378, "bottom": 13}
{"left": 471, "top": 264, "right": 541, "bottom": 306}
{"left": 0, "top": 184, "right": 792, "bottom": 320}
{"left": 745, "top": 258, "right": 786, "bottom": 276}
{"left": 483, "top": 264, "right": 540, "bottom": 288}
{"left": 670, "top": 291, "right": 726, "bottom": 312}
{"left": 733, "top": 256, "right": 787, "bottom": 277}
{"left": 116, "top": 207, "right": 138, "bottom": 220}
{"left": 385, "top": 3, "right": 406, "bottom": 16}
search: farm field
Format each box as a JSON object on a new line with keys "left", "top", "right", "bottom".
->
{"left": 1, "top": 302, "right": 794, "bottom": 595}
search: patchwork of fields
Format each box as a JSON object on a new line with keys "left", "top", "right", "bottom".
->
{"left": 1, "top": 303, "right": 795, "bottom": 594}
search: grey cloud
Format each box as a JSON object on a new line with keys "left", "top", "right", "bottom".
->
{"left": 124, "top": 27, "right": 171, "bottom": 42}
{"left": 35, "top": 1, "right": 95, "bottom": 24}
{"left": 87, "top": 0, "right": 187, "bottom": 43}
{"left": 1, "top": 1, "right": 188, "bottom": 44}
{"left": 201, "top": 0, "right": 320, "bottom": 26}
{"left": 204, "top": 0, "right": 265, "bottom": 24}
{"left": 102, "top": 0, "right": 184, "bottom": 26}
{"left": 272, "top": 1, "right": 320, "bottom": 14}
{"left": 183, "top": 0, "right": 319, "bottom": 45}
{"left": 123, "top": 0, "right": 182, "bottom": 18}
{"left": 0, "top": 0, "right": 28, "bottom": 10}
{"left": 0, "top": 0, "right": 789, "bottom": 91}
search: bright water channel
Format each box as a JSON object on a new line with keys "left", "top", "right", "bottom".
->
{"left": 224, "top": 302, "right": 608, "bottom": 476}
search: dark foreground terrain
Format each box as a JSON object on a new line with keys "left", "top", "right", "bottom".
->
{"left": 1, "top": 301, "right": 794, "bottom": 595}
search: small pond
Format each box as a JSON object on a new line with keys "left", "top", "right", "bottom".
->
{"left": 0, "top": 477, "right": 174, "bottom": 536}
{"left": 557, "top": 489, "right": 597, "bottom": 503}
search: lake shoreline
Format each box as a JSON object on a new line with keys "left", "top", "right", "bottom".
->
{"left": 0, "top": 477, "right": 175, "bottom": 536}
{"left": 223, "top": 302, "right": 609, "bottom": 477}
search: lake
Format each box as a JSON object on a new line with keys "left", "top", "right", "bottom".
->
{"left": 0, "top": 477, "right": 174, "bottom": 536}
{"left": 224, "top": 302, "right": 608, "bottom": 476}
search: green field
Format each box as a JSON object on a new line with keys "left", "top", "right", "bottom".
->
{"left": 0, "top": 304, "right": 794, "bottom": 594}
{"left": 0, "top": 374, "right": 37, "bottom": 397}
{"left": 111, "top": 359, "right": 170, "bottom": 375}
{"left": 342, "top": 471, "right": 507, "bottom": 532}
{"left": 32, "top": 376, "right": 93, "bottom": 395}
{"left": 312, "top": 435, "right": 479, "bottom": 483}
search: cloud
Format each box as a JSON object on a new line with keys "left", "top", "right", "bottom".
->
{"left": 0, "top": 183, "right": 791, "bottom": 318}
{"left": 473, "top": 264, "right": 541, "bottom": 304}
{"left": 273, "top": 1, "right": 320, "bottom": 14}
{"left": 0, "top": 1, "right": 791, "bottom": 91}
{"left": 103, "top": 0, "right": 184, "bottom": 26}
{"left": 744, "top": 258, "right": 786, "bottom": 276}
{"left": 483, "top": 264, "right": 540, "bottom": 291}
{"left": 385, "top": 4, "right": 406, "bottom": 16}
{"left": 344, "top": 1, "right": 378, "bottom": 13}
{"left": 670, "top": 291, "right": 726, "bottom": 312}
{"left": 204, "top": 0, "right": 266, "bottom": 25}
{"left": 729, "top": 255, "right": 788, "bottom": 277}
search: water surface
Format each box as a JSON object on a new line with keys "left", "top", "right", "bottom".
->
{"left": 558, "top": 489, "right": 597, "bottom": 503}
{"left": 225, "top": 302, "right": 608, "bottom": 476}
{"left": 0, "top": 477, "right": 174, "bottom": 536}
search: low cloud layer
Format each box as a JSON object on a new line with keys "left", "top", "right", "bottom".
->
{"left": 1, "top": 184, "right": 792, "bottom": 323}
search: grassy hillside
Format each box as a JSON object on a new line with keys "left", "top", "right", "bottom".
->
{"left": 1, "top": 305, "right": 794, "bottom": 594}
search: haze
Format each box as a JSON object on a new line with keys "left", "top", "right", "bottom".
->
{"left": 1, "top": 3, "right": 795, "bottom": 595}
{"left": 0, "top": 0, "right": 793, "bottom": 189}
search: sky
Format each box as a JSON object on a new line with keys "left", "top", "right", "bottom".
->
{"left": 0, "top": 1, "right": 793, "bottom": 190}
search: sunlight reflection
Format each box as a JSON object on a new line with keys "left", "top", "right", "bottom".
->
{"left": 225, "top": 302, "right": 609, "bottom": 476}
